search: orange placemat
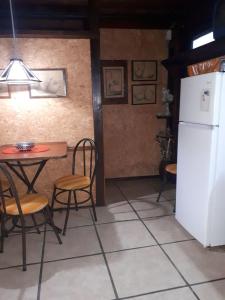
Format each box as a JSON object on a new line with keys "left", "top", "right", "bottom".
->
{"left": 2, "top": 145, "right": 49, "bottom": 154}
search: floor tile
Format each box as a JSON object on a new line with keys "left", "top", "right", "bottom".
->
{"left": 144, "top": 216, "right": 193, "bottom": 244}
{"left": 44, "top": 226, "right": 101, "bottom": 261}
{"left": 161, "top": 188, "right": 176, "bottom": 201}
{"left": 163, "top": 240, "right": 225, "bottom": 284}
{"left": 129, "top": 196, "right": 168, "bottom": 211}
{"left": 97, "top": 220, "right": 156, "bottom": 252}
{"left": 192, "top": 279, "right": 225, "bottom": 300}
{"left": 135, "top": 201, "right": 173, "bottom": 219}
{"left": 41, "top": 254, "right": 115, "bottom": 300}
{"left": 0, "top": 264, "right": 40, "bottom": 300}
{"left": 115, "top": 179, "right": 157, "bottom": 201}
{"left": 95, "top": 201, "right": 138, "bottom": 223}
{"left": 0, "top": 232, "right": 43, "bottom": 269}
{"left": 105, "top": 181, "right": 125, "bottom": 204}
{"left": 51, "top": 208, "right": 93, "bottom": 229}
{"left": 106, "top": 246, "right": 184, "bottom": 298}
{"left": 130, "top": 287, "right": 196, "bottom": 300}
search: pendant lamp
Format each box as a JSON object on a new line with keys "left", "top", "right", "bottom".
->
{"left": 0, "top": 0, "right": 41, "bottom": 84}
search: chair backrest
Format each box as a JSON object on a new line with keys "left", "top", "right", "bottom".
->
{"left": 72, "top": 138, "right": 97, "bottom": 186}
{"left": 0, "top": 163, "right": 23, "bottom": 217}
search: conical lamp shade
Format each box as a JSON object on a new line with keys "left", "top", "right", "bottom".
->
{"left": 0, "top": 58, "right": 41, "bottom": 85}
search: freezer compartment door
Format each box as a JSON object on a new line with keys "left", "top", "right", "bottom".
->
{"left": 179, "top": 72, "right": 222, "bottom": 126}
{"left": 176, "top": 122, "right": 218, "bottom": 246}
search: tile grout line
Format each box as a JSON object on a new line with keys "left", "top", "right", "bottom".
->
{"left": 114, "top": 182, "right": 200, "bottom": 300}
{"left": 42, "top": 252, "right": 102, "bottom": 265}
{"left": 113, "top": 284, "right": 188, "bottom": 300}
{"left": 190, "top": 276, "right": 225, "bottom": 286}
{"left": 37, "top": 223, "right": 47, "bottom": 300}
{"left": 0, "top": 238, "right": 196, "bottom": 271}
{"left": 90, "top": 208, "right": 120, "bottom": 299}
{"left": 115, "top": 275, "right": 225, "bottom": 300}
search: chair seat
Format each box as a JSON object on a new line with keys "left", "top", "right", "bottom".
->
{"left": 165, "top": 163, "right": 177, "bottom": 175}
{"left": 54, "top": 174, "right": 91, "bottom": 190}
{"left": 1, "top": 194, "right": 48, "bottom": 215}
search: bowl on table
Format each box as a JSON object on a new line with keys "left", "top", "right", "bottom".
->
{"left": 16, "top": 142, "right": 35, "bottom": 151}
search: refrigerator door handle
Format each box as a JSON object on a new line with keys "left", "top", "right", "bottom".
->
{"left": 179, "top": 121, "right": 219, "bottom": 129}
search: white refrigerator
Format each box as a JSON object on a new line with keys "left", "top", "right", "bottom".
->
{"left": 176, "top": 72, "right": 225, "bottom": 247}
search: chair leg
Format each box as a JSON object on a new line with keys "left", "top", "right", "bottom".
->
{"left": 90, "top": 193, "right": 97, "bottom": 222}
{"left": 0, "top": 214, "right": 5, "bottom": 253}
{"left": 44, "top": 206, "right": 62, "bottom": 245}
{"left": 20, "top": 218, "right": 27, "bottom": 271}
{"left": 9, "top": 188, "right": 13, "bottom": 197}
{"left": 173, "top": 201, "right": 176, "bottom": 213}
{"left": 51, "top": 187, "right": 56, "bottom": 218}
{"left": 31, "top": 215, "right": 41, "bottom": 234}
{"left": 156, "top": 171, "right": 167, "bottom": 202}
{"left": 73, "top": 191, "right": 78, "bottom": 211}
{"left": 63, "top": 191, "right": 72, "bottom": 236}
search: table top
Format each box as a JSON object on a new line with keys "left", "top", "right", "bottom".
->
{"left": 0, "top": 141, "right": 68, "bottom": 161}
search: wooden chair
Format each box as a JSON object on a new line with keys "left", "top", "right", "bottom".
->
{"left": 51, "top": 138, "right": 97, "bottom": 236}
{"left": 0, "top": 164, "right": 62, "bottom": 271}
{"left": 156, "top": 163, "right": 177, "bottom": 204}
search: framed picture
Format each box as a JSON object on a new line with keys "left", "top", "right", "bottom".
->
{"left": 132, "top": 60, "right": 157, "bottom": 81}
{"left": 0, "top": 70, "right": 10, "bottom": 98}
{"left": 132, "top": 84, "right": 156, "bottom": 105}
{"left": 29, "top": 68, "right": 67, "bottom": 98}
{"left": 101, "top": 60, "right": 128, "bottom": 104}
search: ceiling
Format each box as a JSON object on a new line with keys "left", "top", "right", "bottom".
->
{"left": 0, "top": 0, "right": 216, "bottom": 36}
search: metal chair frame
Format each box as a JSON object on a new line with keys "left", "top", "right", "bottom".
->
{"left": 156, "top": 163, "right": 176, "bottom": 212}
{"left": 0, "top": 164, "right": 62, "bottom": 271}
{"left": 51, "top": 138, "right": 98, "bottom": 235}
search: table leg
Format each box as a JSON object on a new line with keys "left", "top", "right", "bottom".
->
{"left": 6, "top": 160, "right": 47, "bottom": 193}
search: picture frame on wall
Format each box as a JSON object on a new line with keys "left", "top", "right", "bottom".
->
{"left": 132, "top": 60, "right": 157, "bottom": 81}
{"left": 29, "top": 68, "right": 67, "bottom": 98}
{"left": 0, "top": 70, "right": 10, "bottom": 98}
{"left": 132, "top": 84, "right": 156, "bottom": 105}
{"left": 101, "top": 60, "right": 128, "bottom": 104}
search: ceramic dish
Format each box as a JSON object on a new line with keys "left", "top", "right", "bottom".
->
{"left": 16, "top": 142, "right": 35, "bottom": 151}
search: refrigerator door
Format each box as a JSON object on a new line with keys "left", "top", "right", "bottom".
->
{"left": 179, "top": 72, "right": 222, "bottom": 126}
{"left": 176, "top": 122, "right": 218, "bottom": 246}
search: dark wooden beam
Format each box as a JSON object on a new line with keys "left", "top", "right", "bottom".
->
{"left": 0, "top": 30, "right": 97, "bottom": 39}
{"left": 162, "top": 36, "right": 225, "bottom": 68}
{"left": 100, "top": 13, "right": 182, "bottom": 29}
{"left": 89, "top": 0, "right": 105, "bottom": 206}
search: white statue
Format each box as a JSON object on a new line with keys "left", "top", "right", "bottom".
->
{"left": 157, "top": 88, "right": 173, "bottom": 117}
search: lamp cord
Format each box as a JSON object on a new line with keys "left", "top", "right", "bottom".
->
{"left": 9, "top": 0, "right": 17, "bottom": 58}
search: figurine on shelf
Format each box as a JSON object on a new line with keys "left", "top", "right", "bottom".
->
{"left": 157, "top": 88, "right": 174, "bottom": 117}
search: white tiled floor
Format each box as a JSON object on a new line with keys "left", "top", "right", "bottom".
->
{"left": 0, "top": 178, "right": 225, "bottom": 299}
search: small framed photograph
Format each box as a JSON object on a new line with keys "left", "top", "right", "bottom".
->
{"left": 0, "top": 70, "right": 11, "bottom": 98}
{"left": 132, "top": 84, "right": 156, "bottom": 105}
{"left": 101, "top": 60, "right": 128, "bottom": 104}
{"left": 29, "top": 68, "right": 67, "bottom": 98}
{"left": 132, "top": 60, "right": 157, "bottom": 81}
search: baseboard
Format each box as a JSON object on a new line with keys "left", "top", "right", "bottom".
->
{"left": 105, "top": 175, "right": 160, "bottom": 181}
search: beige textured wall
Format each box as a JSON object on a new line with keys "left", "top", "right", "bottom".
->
{"left": 0, "top": 38, "right": 93, "bottom": 146}
{"left": 101, "top": 29, "right": 168, "bottom": 178}
{"left": 0, "top": 38, "right": 94, "bottom": 198}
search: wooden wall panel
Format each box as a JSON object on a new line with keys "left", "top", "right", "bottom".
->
{"left": 0, "top": 38, "right": 94, "bottom": 199}
{"left": 101, "top": 29, "right": 168, "bottom": 178}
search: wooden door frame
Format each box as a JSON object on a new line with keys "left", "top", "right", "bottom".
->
{"left": 90, "top": 0, "right": 105, "bottom": 206}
